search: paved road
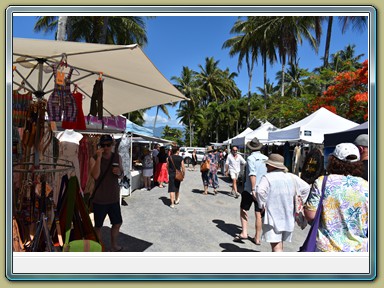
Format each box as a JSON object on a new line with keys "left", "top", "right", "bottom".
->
{"left": 100, "top": 167, "right": 310, "bottom": 252}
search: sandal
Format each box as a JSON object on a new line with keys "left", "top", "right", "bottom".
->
{"left": 233, "top": 234, "right": 248, "bottom": 242}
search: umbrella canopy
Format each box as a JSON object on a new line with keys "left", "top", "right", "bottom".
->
{"left": 268, "top": 108, "right": 359, "bottom": 144}
{"left": 12, "top": 38, "right": 188, "bottom": 116}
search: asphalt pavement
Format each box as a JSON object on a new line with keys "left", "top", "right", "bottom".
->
{"left": 99, "top": 165, "right": 310, "bottom": 252}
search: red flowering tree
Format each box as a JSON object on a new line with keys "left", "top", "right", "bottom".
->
{"left": 310, "top": 59, "right": 368, "bottom": 123}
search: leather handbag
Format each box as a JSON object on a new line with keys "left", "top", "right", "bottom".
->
{"left": 169, "top": 155, "right": 184, "bottom": 182}
{"left": 200, "top": 158, "right": 210, "bottom": 172}
{"left": 299, "top": 175, "right": 328, "bottom": 252}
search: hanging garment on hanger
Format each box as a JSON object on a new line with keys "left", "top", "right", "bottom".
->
{"left": 62, "top": 91, "right": 86, "bottom": 130}
{"left": 78, "top": 137, "right": 89, "bottom": 191}
{"left": 88, "top": 79, "right": 104, "bottom": 125}
{"left": 47, "top": 65, "right": 78, "bottom": 122}
{"left": 12, "top": 90, "right": 32, "bottom": 128}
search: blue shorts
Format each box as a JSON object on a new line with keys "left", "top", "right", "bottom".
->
{"left": 93, "top": 202, "right": 123, "bottom": 228}
{"left": 240, "top": 191, "right": 262, "bottom": 212}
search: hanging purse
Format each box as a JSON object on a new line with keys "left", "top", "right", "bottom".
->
{"left": 292, "top": 175, "right": 308, "bottom": 230}
{"left": 299, "top": 175, "right": 328, "bottom": 252}
{"left": 169, "top": 155, "right": 184, "bottom": 182}
{"left": 200, "top": 158, "right": 210, "bottom": 172}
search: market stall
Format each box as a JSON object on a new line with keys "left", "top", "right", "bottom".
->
{"left": 10, "top": 38, "right": 187, "bottom": 252}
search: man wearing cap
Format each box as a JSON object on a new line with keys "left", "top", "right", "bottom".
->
{"left": 89, "top": 134, "right": 124, "bottom": 252}
{"left": 234, "top": 137, "right": 267, "bottom": 245}
{"left": 256, "top": 154, "right": 310, "bottom": 252}
{"left": 354, "top": 134, "right": 368, "bottom": 181}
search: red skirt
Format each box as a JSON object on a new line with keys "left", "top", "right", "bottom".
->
{"left": 154, "top": 162, "right": 168, "bottom": 182}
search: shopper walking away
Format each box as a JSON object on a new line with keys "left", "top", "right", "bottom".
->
{"left": 304, "top": 143, "right": 369, "bottom": 252}
{"left": 256, "top": 154, "right": 310, "bottom": 252}
{"left": 154, "top": 146, "right": 169, "bottom": 188}
{"left": 201, "top": 146, "right": 219, "bottom": 195}
{"left": 190, "top": 149, "right": 198, "bottom": 171}
{"left": 167, "top": 146, "right": 185, "bottom": 208}
{"left": 141, "top": 148, "right": 153, "bottom": 190}
{"left": 234, "top": 138, "right": 267, "bottom": 245}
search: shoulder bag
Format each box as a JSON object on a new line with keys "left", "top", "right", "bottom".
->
{"left": 200, "top": 158, "right": 210, "bottom": 172}
{"left": 170, "top": 155, "right": 184, "bottom": 182}
{"left": 299, "top": 175, "right": 328, "bottom": 252}
{"left": 292, "top": 174, "right": 308, "bottom": 230}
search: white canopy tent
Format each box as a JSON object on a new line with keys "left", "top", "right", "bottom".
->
{"left": 12, "top": 38, "right": 188, "bottom": 116}
{"left": 223, "top": 127, "right": 253, "bottom": 145}
{"left": 232, "top": 121, "right": 279, "bottom": 147}
{"left": 268, "top": 107, "right": 359, "bottom": 144}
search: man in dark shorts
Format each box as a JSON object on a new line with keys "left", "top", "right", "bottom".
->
{"left": 234, "top": 137, "right": 268, "bottom": 245}
{"left": 89, "top": 135, "right": 124, "bottom": 252}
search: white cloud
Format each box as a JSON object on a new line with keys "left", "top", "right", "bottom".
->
{"left": 143, "top": 112, "right": 183, "bottom": 128}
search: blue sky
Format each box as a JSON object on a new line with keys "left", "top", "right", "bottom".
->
{"left": 13, "top": 15, "right": 368, "bottom": 128}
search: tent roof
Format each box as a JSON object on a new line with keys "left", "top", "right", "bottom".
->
{"left": 324, "top": 121, "right": 368, "bottom": 147}
{"left": 268, "top": 108, "right": 359, "bottom": 144}
{"left": 223, "top": 127, "right": 253, "bottom": 145}
{"left": 232, "top": 121, "right": 279, "bottom": 146}
{"left": 125, "top": 119, "right": 153, "bottom": 137}
{"left": 12, "top": 38, "right": 188, "bottom": 116}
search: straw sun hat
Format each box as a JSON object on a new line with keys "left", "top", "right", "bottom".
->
{"left": 265, "top": 153, "right": 288, "bottom": 172}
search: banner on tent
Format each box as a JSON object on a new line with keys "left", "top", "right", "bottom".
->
{"left": 86, "top": 115, "right": 126, "bottom": 131}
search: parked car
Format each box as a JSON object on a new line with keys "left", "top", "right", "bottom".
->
{"left": 181, "top": 148, "right": 206, "bottom": 165}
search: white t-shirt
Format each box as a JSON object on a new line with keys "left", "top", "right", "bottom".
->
{"left": 56, "top": 129, "right": 83, "bottom": 145}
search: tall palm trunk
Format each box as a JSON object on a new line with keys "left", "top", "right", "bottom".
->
{"left": 281, "top": 62, "right": 285, "bottom": 97}
{"left": 153, "top": 106, "right": 160, "bottom": 134}
{"left": 263, "top": 53, "right": 268, "bottom": 109}
{"left": 246, "top": 56, "right": 253, "bottom": 127}
{"left": 99, "top": 16, "right": 109, "bottom": 44}
{"left": 323, "top": 16, "right": 333, "bottom": 68}
{"left": 57, "top": 16, "right": 67, "bottom": 41}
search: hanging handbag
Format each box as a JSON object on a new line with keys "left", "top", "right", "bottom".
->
{"left": 200, "top": 158, "right": 210, "bottom": 172}
{"left": 169, "top": 155, "right": 184, "bottom": 182}
{"left": 299, "top": 175, "right": 328, "bottom": 252}
{"left": 292, "top": 174, "right": 308, "bottom": 230}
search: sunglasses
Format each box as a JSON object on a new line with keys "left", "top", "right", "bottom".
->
{"left": 100, "top": 143, "right": 112, "bottom": 148}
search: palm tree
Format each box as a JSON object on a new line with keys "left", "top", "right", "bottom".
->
{"left": 196, "top": 57, "right": 240, "bottom": 106}
{"left": 269, "top": 16, "right": 321, "bottom": 97}
{"left": 322, "top": 16, "right": 367, "bottom": 68}
{"left": 275, "top": 59, "right": 310, "bottom": 97}
{"left": 172, "top": 66, "right": 201, "bottom": 146}
{"left": 34, "top": 16, "right": 150, "bottom": 46}
{"left": 152, "top": 104, "right": 173, "bottom": 134}
{"left": 223, "top": 16, "right": 259, "bottom": 126}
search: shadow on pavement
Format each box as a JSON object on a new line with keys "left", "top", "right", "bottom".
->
{"left": 212, "top": 219, "right": 242, "bottom": 238}
{"left": 100, "top": 227, "right": 152, "bottom": 252}
{"left": 158, "top": 196, "right": 170, "bottom": 206}
{"left": 220, "top": 243, "right": 259, "bottom": 252}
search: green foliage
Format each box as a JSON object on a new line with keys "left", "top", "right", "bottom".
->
{"left": 162, "top": 125, "right": 183, "bottom": 146}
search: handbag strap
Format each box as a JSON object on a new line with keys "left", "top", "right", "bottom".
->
{"left": 309, "top": 175, "right": 328, "bottom": 228}
{"left": 89, "top": 152, "right": 116, "bottom": 202}
{"left": 169, "top": 155, "right": 178, "bottom": 171}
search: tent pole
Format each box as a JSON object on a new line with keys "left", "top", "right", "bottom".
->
{"left": 33, "top": 59, "right": 45, "bottom": 167}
